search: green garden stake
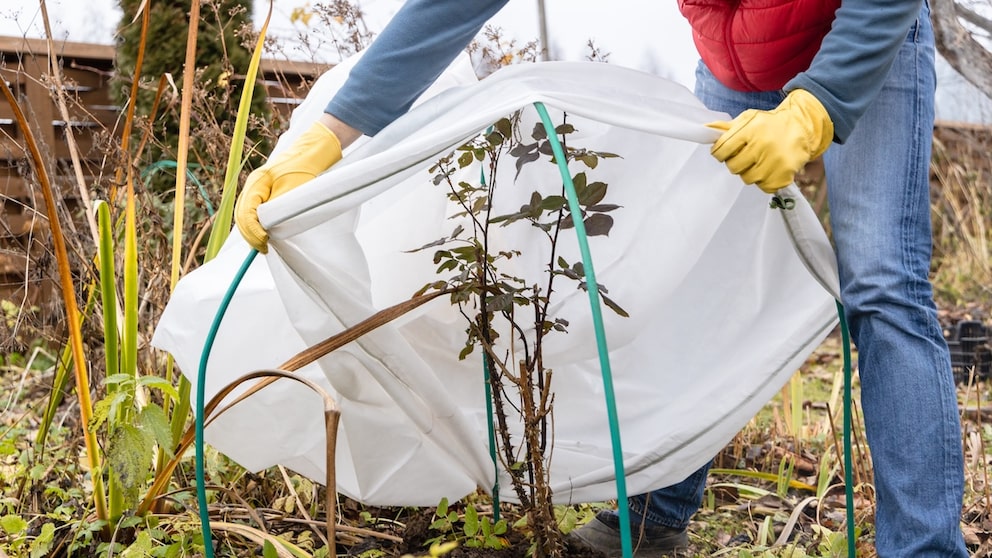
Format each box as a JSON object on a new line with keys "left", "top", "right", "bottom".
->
{"left": 195, "top": 248, "right": 258, "bottom": 558}
{"left": 533, "top": 102, "right": 633, "bottom": 558}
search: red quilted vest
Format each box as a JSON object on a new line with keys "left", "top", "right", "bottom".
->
{"left": 679, "top": 0, "right": 841, "bottom": 92}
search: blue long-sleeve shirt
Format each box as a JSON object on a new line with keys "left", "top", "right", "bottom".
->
{"left": 325, "top": 0, "right": 926, "bottom": 143}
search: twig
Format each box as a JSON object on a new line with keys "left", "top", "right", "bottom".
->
{"left": 38, "top": 2, "right": 100, "bottom": 246}
{"left": 278, "top": 465, "right": 329, "bottom": 547}
{"left": 277, "top": 517, "right": 403, "bottom": 543}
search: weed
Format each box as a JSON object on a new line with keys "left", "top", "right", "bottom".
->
{"left": 427, "top": 497, "right": 510, "bottom": 551}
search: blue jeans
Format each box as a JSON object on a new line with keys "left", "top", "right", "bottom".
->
{"left": 612, "top": 6, "right": 968, "bottom": 556}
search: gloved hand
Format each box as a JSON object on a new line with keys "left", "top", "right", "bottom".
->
{"left": 235, "top": 122, "right": 342, "bottom": 253}
{"left": 709, "top": 89, "right": 833, "bottom": 193}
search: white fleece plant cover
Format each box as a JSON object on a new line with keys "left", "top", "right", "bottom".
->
{"left": 153, "top": 54, "right": 841, "bottom": 506}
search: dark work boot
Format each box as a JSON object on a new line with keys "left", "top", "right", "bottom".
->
{"left": 565, "top": 511, "right": 689, "bottom": 557}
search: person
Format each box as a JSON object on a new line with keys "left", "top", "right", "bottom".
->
{"left": 234, "top": 0, "right": 969, "bottom": 556}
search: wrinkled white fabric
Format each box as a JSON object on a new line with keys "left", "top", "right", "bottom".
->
{"left": 153, "top": 55, "right": 839, "bottom": 506}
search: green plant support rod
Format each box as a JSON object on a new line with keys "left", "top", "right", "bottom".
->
{"left": 482, "top": 352, "right": 501, "bottom": 521}
{"left": 837, "top": 301, "right": 856, "bottom": 557}
{"left": 533, "top": 102, "right": 632, "bottom": 558}
{"left": 196, "top": 248, "right": 259, "bottom": 558}
{"left": 142, "top": 161, "right": 216, "bottom": 216}
{"left": 478, "top": 155, "right": 501, "bottom": 521}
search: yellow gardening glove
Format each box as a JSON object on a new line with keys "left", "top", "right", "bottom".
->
{"left": 709, "top": 89, "right": 833, "bottom": 193}
{"left": 235, "top": 122, "right": 342, "bottom": 253}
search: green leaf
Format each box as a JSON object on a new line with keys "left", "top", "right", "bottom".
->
{"left": 531, "top": 122, "right": 547, "bottom": 140}
{"left": 120, "top": 530, "right": 153, "bottom": 558}
{"left": 90, "top": 390, "right": 129, "bottom": 433}
{"left": 29, "top": 522, "right": 55, "bottom": 558}
{"left": 433, "top": 250, "right": 451, "bottom": 264}
{"left": 578, "top": 154, "right": 599, "bottom": 169}
{"left": 107, "top": 424, "right": 154, "bottom": 509}
{"left": 104, "top": 373, "right": 135, "bottom": 386}
{"left": 458, "top": 151, "right": 474, "bottom": 168}
{"left": 139, "top": 404, "right": 176, "bottom": 458}
{"left": 123, "top": 168, "right": 140, "bottom": 391}
{"left": 262, "top": 540, "right": 280, "bottom": 558}
{"left": 120, "top": 515, "right": 143, "bottom": 530}
{"left": 95, "top": 201, "right": 120, "bottom": 384}
{"left": 407, "top": 238, "right": 449, "bottom": 254}
{"left": 527, "top": 200, "right": 543, "bottom": 220}
{"left": 479, "top": 516, "right": 491, "bottom": 537}
{"left": 571, "top": 172, "right": 588, "bottom": 196}
{"left": 485, "top": 537, "right": 507, "bottom": 550}
{"left": 601, "top": 293, "right": 630, "bottom": 318}
{"left": 0, "top": 514, "right": 27, "bottom": 534}
{"left": 436, "top": 260, "right": 459, "bottom": 274}
{"left": 513, "top": 149, "right": 540, "bottom": 179}
{"left": 487, "top": 293, "right": 513, "bottom": 313}
{"left": 580, "top": 181, "right": 608, "bottom": 206}
{"left": 493, "top": 519, "right": 508, "bottom": 535}
{"left": 137, "top": 375, "right": 180, "bottom": 401}
{"left": 583, "top": 213, "right": 614, "bottom": 237}
{"left": 508, "top": 142, "right": 536, "bottom": 158}
{"left": 451, "top": 245, "right": 479, "bottom": 260}
{"left": 554, "top": 123, "right": 575, "bottom": 135}
{"left": 529, "top": 191, "right": 543, "bottom": 210}
{"left": 412, "top": 283, "right": 431, "bottom": 297}
{"left": 559, "top": 267, "right": 579, "bottom": 281}
{"left": 495, "top": 117, "right": 513, "bottom": 139}
{"left": 557, "top": 508, "right": 578, "bottom": 532}
{"left": 539, "top": 195, "right": 567, "bottom": 211}
{"left": 463, "top": 506, "right": 479, "bottom": 537}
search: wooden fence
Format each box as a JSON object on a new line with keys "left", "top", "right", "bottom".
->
{"left": 0, "top": 35, "right": 327, "bottom": 315}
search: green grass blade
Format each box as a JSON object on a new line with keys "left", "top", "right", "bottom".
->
{"left": 170, "top": 366, "right": 191, "bottom": 442}
{"left": 204, "top": 1, "right": 274, "bottom": 260}
{"left": 96, "top": 201, "right": 120, "bottom": 383}
{"left": 98, "top": 199, "right": 130, "bottom": 523}
{"left": 709, "top": 468, "right": 817, "bottom": 492}
{"left": 123, "top": 180, "right": 139, "bottom": 382}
